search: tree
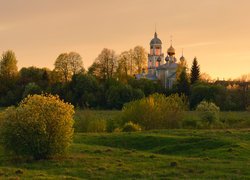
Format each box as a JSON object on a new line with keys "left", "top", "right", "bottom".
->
{"left": 0, "top": 94, "right": 74, "bottom": 160}
{"left": 69, "top": 74, "right": 99, "bottom": 108}
{"left": 133, "top": 46, "right": 147, "bottom": 74}
{"left": 106, "top": 84, "right": 144, "bottom": 109}
{"left": 22, "top": 82, "right": 42, "bottom": 98}
{"left": 190, "top": 57, "right": 200, "bottom": 84}
{"left": 176, "top": 69, "right": 190, "bottom": 96}
{"left": 54, "top": 52, "right": 84, "bottom": 82}
{"left": 19, "top": 67, "right": 51, "bottom": 89}
{"left": 89, "top": 48, "right": 117, "bottom": 80}
{"left": 68, "top": 52, "right": 84, "bottom": 75}
{"left": 0, "top": 50, "right": 18, "bottom": 79}
{"left": 0, "top": 50, "right": 19, "bottom": 106}
{"left": 117, "top": 50, "right": 134, "bottom": 81}
{"left": 0, "top": 50, "right": 18, "bottom": 93}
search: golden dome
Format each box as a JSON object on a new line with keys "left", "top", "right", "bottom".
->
{"left": 180, "top": 55, "right": 185, "bottom": 62}
{"left": 167, "top": 45, "right": 175, "bottom": 55}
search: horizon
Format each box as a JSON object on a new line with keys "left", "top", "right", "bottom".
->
{"left": 1, "top": 0, "right": 250, "bottom": 79}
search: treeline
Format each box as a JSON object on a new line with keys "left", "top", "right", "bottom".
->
{"left": 0, "top": 49, "right": 249, "bottom": 111}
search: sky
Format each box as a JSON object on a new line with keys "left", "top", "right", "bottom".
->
{"left": 1, "top": 0, "right": 250, "bottom": 79}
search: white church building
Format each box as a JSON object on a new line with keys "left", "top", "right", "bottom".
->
{"left": 136, "top": 32, "right": 186, "bottom": 89}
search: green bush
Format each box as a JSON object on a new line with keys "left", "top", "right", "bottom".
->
{"left": 106, "top": 118, "right": 122, "bottom": 133}
{"left": 74, "top": 110, "right": 106, "bottom": 133}
{"left": 87, "top": 119, "right": 106, "bottom": 133}
{"left": 121, "top": 93, "right": 187, "bottom": 130}
{"left": 22, "top": 82, "right": 42, "bottom": 98}
{"left": 246, "top": 106, "right": 250, "bottom": 112}
{"left": 122, "top": 121, "right": 142, "bottom": 132}
{"left": 0, "top": 94, "right": 74, "bottom": 160}
{"left": 182, "top": 116, "right": 202, "bottom": 129}
{"left": 196, "top": 101, "right": 220, "bottom": 126}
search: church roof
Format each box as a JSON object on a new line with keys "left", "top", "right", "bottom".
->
{"left": 167, "top": 45, "right": 175, "bottom": 55}
{"left": 150, "top": 32, "right": 162, "bottom": 45}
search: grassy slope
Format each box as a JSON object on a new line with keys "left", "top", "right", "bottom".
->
{"left": 0, "top": 129, "right": 250, "bottom": 179}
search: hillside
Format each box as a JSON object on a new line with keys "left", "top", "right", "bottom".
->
{"left": 0, "top": 129, "right": 250, "bottom": 179}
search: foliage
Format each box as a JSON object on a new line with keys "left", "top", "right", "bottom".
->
{"left": 133, "top": 46, "right": 147, "bottom": 74}
{"left": 0, "top": 50, "right": 19, "bottom": 106}
{"left": 106, "top": 84, "right": 144, "bottom": 109}
{"left": 54, "top": 52, "right": 84, "bottom": 82}
{"left": 128, "top": 78, "right": 165, "bottom": 96}
{"left": 0, "top": 50, "right": 18, "bottom": 80}
{"left": 106, "top": 118, "right": 122, "bottom": 133}
{"left": 69, "top": 74, "right": 99, "bottom": 108}
{"left": 196, "top": 101, "right": 220, "bottom": 126}
{"left": 87, "top": 119, "right": 106, "bottom": 133}
{"left": 121, "top": 93, "right": 187, "bottom": 130}
{"left": 190, "top": 83, "right": 227, "bottom": 110}
{"left": 89, "top": 48, "right": 117, "bottom": 80}
{"left": 22, "top": 82, "right": 42, "bottom": 98}
{"left": 190, "top": 57, "right": 200, "bottom": 84}
{"left": 18, "top": 67, "right": 50, "bottom": 89}
{"left": 122, "top": 121, "right": 142, "bottom": 132}
{"left": 116, "top": 50, "right": 135, "bottom": 82}
{"left": 74, "top": 110, "right": 107, "bottom": 133}
{"left": 0, "top": 94, "right": 74, "bottom": 159}
{"left": 176, "top": 68, "right": 190, "bottom": 96}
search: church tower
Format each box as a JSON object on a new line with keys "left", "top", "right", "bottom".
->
{"left": 148, "top": 32, "right": 164, "bottom": 75}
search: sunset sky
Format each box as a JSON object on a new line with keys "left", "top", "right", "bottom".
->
{"left": 1, "top": 0, "right": 250, "bottom": 79}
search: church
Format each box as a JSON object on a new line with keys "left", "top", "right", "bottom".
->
{"left": 136, "top": 32, "right": 186, "bottom": 89}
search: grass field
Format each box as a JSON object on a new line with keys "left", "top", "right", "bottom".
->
{"left": 0, "top": 129, "right": 250, "bottom": 179}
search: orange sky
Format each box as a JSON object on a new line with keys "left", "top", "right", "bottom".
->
{"left": 1, "top": 0, "right": 250, "bottom": 79}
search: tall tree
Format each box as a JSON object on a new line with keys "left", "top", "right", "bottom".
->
{"left": 0, "top": 50, "right": 18, "bottom": 93}
{"left": 133, "top": 46, "right": 147, "bottom": 74}
{"left": 0, "top": 50, "right": 18, "bottom": 79}
{"left": 89, "top": 48, "right": 117, "bottom": 80}
{"left": 54, "top": 52, "right": 84, "bottom": 82}
{"left": 0, "top": 50, "right": 19, "bottom": 106}
{"left": 117, "top": 50, "right": 135, "bottom": 81}
{"left": 190, "top": 57, "right": 200, "bottom": 84}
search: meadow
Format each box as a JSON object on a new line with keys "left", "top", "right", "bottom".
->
{"left": 0, "top": 110, "right": 250, "bottom": 179}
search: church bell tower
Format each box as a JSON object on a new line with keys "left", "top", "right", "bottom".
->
{"left": 148, "top": 32, "right": 164, "bottom": 75}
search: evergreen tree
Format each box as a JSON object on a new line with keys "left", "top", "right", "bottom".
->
{"left": 177, "top": 69, "right": 190, "bottom": 96}
{"left": 190, "top": 57, "right": 200, "bottom": 84}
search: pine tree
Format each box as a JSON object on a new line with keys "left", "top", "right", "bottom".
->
{"left": 190, "top": 57, "right": 200, "bottom": 84}
{"left": 177, "top": 68, "right": 190, "bottom": 96}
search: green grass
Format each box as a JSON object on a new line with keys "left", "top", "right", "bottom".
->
{"left": 1, "top": 129, "right": 250, "bottom": 179}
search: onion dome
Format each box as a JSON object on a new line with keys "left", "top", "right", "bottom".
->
{"left": 150, "top": 32, "right": 162, "bottom": 45}
{"left": 165, "top": 55, "right": 170, "bottom": 62}
{"left": 180, "top": 56, "right": 185, "bottom": 62}
{"left": 157, "top": 56, "right": 161, "bottom": 62}
{"left": 167, "top": 45, "right": 175, "bottom": 56}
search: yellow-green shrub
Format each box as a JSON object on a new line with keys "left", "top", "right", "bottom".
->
{"left": 87, "top": 119, "right": 106, "bottom": 132}
{"left": 196, "top": 101, "right": 220, "bottom": 126}
{"left": 121, "top": 93, "right": 187, "bottom": 130}
{"left": 74, "top": 110, "right": 107, "bottom": 133}
{"left": 122, "top": 121, "right": 142, "bottom": 132}
{"left": 0, "top": 94, "right": 74, "bottom": 160}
